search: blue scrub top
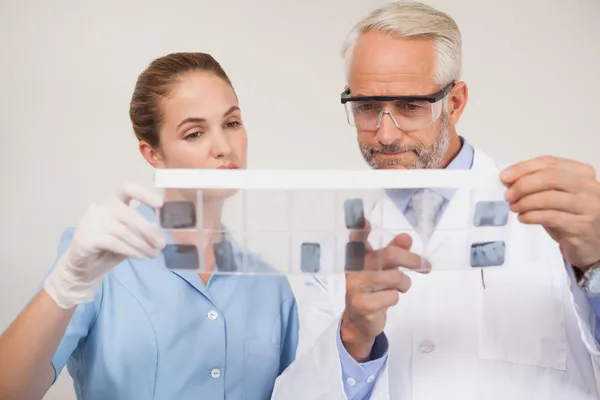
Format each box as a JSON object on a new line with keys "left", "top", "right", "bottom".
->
{"left": 41, "top": 204, "right": 299, "bottom": 400}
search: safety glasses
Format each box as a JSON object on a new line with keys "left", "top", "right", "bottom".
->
{"left": 341, "top": 81, "right": 455, "bottom": 131}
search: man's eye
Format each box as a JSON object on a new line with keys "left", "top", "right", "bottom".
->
{"left": 398, "top": 102, "right": 425, "bottom": 112}
{"left": 356, "top": 102, "right": 378, "bottom": 112}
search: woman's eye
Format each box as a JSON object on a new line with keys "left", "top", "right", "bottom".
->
{"left": 225, "top": 120, "right": 241, "bottom": 129}
{"left": 184, "top": 131, "right": 204, "bottom": 141}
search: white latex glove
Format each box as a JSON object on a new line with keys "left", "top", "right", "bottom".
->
{"left": 44, "top": 182, "right": 166, "bottom": 309}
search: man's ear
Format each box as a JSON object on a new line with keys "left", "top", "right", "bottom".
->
{"left": 447, "top": 81, "right": 468, "bottom": 126}
{"left": 139, "top": 140, "right": 165, "bottom": 168}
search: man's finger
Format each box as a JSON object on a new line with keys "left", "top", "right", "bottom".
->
{"left": 388, "top": 233, "right": 413, "bottom": 250}
{"left": 505, "top": 169, "right": 581, "bottom": 203}
{"left": 350, "top": 290, "right": 400, "bottom": 314}
{"left": 363, "top": 232, "right": 430, "bottom": 273}
{"left": 500, "top": 156, "right": 561, "bottom": 184}
{"left": 381, "top": 245, "right": 429, "bottom": 271}
{"left": 348, "top": 218, "right": 374, "bottom": 252}
{"left": 369, "top": 269, "right": 412, "bottom": 293}
{"left": 509, "top": 190, "right": 583, "bottom": 215}
{"left": 517, "top": 209, "right": 573, "bottom": 231}
{"left": 347, "top": 268, "right": 412, "bottom": 294}
{"left": 500, "top": 156, "right": 592, "bottom": 185}
{"left": 364, "top": 243, "right": 428, "bottom": 272}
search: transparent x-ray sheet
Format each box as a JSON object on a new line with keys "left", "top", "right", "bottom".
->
{"left": 154, "top": 169, "right": 517, "bottom": 275}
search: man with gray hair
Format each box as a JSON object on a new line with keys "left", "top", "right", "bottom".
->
{"left": 272, "top": 1, "right": 600, "bottom": 399}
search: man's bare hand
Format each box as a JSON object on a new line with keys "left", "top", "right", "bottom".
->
{"left": 340, "top": 219, "right": 430, "bottom": 362}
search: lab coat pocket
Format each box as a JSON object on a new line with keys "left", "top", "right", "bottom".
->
{"left": 243, "top": 337, "right": 281, "bottom": 400}
{"left": 478, "top": 264, "right": 567, "bottom": 371}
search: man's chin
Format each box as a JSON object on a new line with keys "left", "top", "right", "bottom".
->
{"left": 380, "top": 163, "right": 413, "bottom": 170}
{"left": 368, "top": 153, "right": 417, "bottom": 169}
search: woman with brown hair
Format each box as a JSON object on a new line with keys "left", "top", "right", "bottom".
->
{"left": 0, "top": 52, "right": 298, "bottom": 400}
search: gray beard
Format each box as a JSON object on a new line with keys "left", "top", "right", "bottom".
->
{"left": 359, "top": 112, "right": 450, "bottom": 170}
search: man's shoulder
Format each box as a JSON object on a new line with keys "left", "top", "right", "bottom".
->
{"left": 471, "top": 144, "right": 511, "bottom": 170}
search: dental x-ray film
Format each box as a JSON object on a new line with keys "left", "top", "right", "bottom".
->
{"left": 154, "top": 169, "right": 516, "bottom": 275}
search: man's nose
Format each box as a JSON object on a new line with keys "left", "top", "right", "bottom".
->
{"left": 375, "top": 111, "right": 403, "bottom": 145}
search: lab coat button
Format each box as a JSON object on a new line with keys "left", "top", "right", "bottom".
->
{"left": 347, "top": 377, "right": 356, "bottom": 386}
{"left": 419, "top": 340, "right": 435, "bottom": 353}
{"left": 207, "top": 310, "right": 219, "bottom": 320}
{"left": 210, "top": 368, "right": 221, "bottom": 379}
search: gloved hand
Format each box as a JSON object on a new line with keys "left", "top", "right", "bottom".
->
{"left": 44, "top": 182, "right": 166, "bottom": 309}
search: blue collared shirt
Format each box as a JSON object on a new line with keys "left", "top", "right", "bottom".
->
{"left": 337, "top": 136, "right": 600, "bottom": 399}
{"left": 41, "top": 204, "right": 299, "bottom": 400}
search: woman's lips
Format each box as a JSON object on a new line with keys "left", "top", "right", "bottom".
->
{"left": 217, "top": 163, "right": 238, "bottom": 169}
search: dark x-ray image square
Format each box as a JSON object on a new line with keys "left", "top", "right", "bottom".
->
{"left": 473, "top": 201, "right": 509, "bottom": 227}
{"left": 470, "top": 241, "right": 505, "bottom": 267}
{"left": 162, "top": 244, "right": 200, "bottom": 270}
{"left": 214, "top": 241, "right": 237, "bottom": 272}
{"left": 345, "top": 241, "right": 365, "bottom": 272}
{"left": 344, "top": 198, "right": 365, "bottom": 229}
{"left": 300, "top": 242, "right": 321, "bottom": 273}
{"left": 160, "top": 201, "right": 196, "bottom": 229}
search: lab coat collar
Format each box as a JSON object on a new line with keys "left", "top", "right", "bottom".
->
{"left": 368, "top": 145, "right": 503, "bottom": 260}
{"left": 384, "top": 136, "right": 475, "bottom": 213}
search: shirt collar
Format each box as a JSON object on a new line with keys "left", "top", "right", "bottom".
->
{"left": 386, "top": 136, "right": 475, "bottom": 211}
{"left": 445, "top": 136, "right": 474, "bottom": 170}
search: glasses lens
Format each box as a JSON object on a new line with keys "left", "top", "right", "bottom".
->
{"left": 345, "top": 99, "right": 443, "bottom": 131}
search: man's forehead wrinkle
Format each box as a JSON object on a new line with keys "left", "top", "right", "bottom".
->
{"left": 351, "top": 55, "right": 432, "bottom": 71}
{"left": 349, "top": 56, "right": 435, "bottom": 84}
{"left": 350, "top": 71, "right": 435, "bottom": 96}
{"left": 353, "top": 71, "right": 431, "bottom": 81}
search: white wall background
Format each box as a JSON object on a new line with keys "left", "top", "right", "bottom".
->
{"left": 0, "top": 0, "right": 599, "bottom": 398}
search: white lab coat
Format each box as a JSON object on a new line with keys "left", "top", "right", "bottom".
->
{"left": 271, "top": 147, "right": 600, "bottom": 400}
